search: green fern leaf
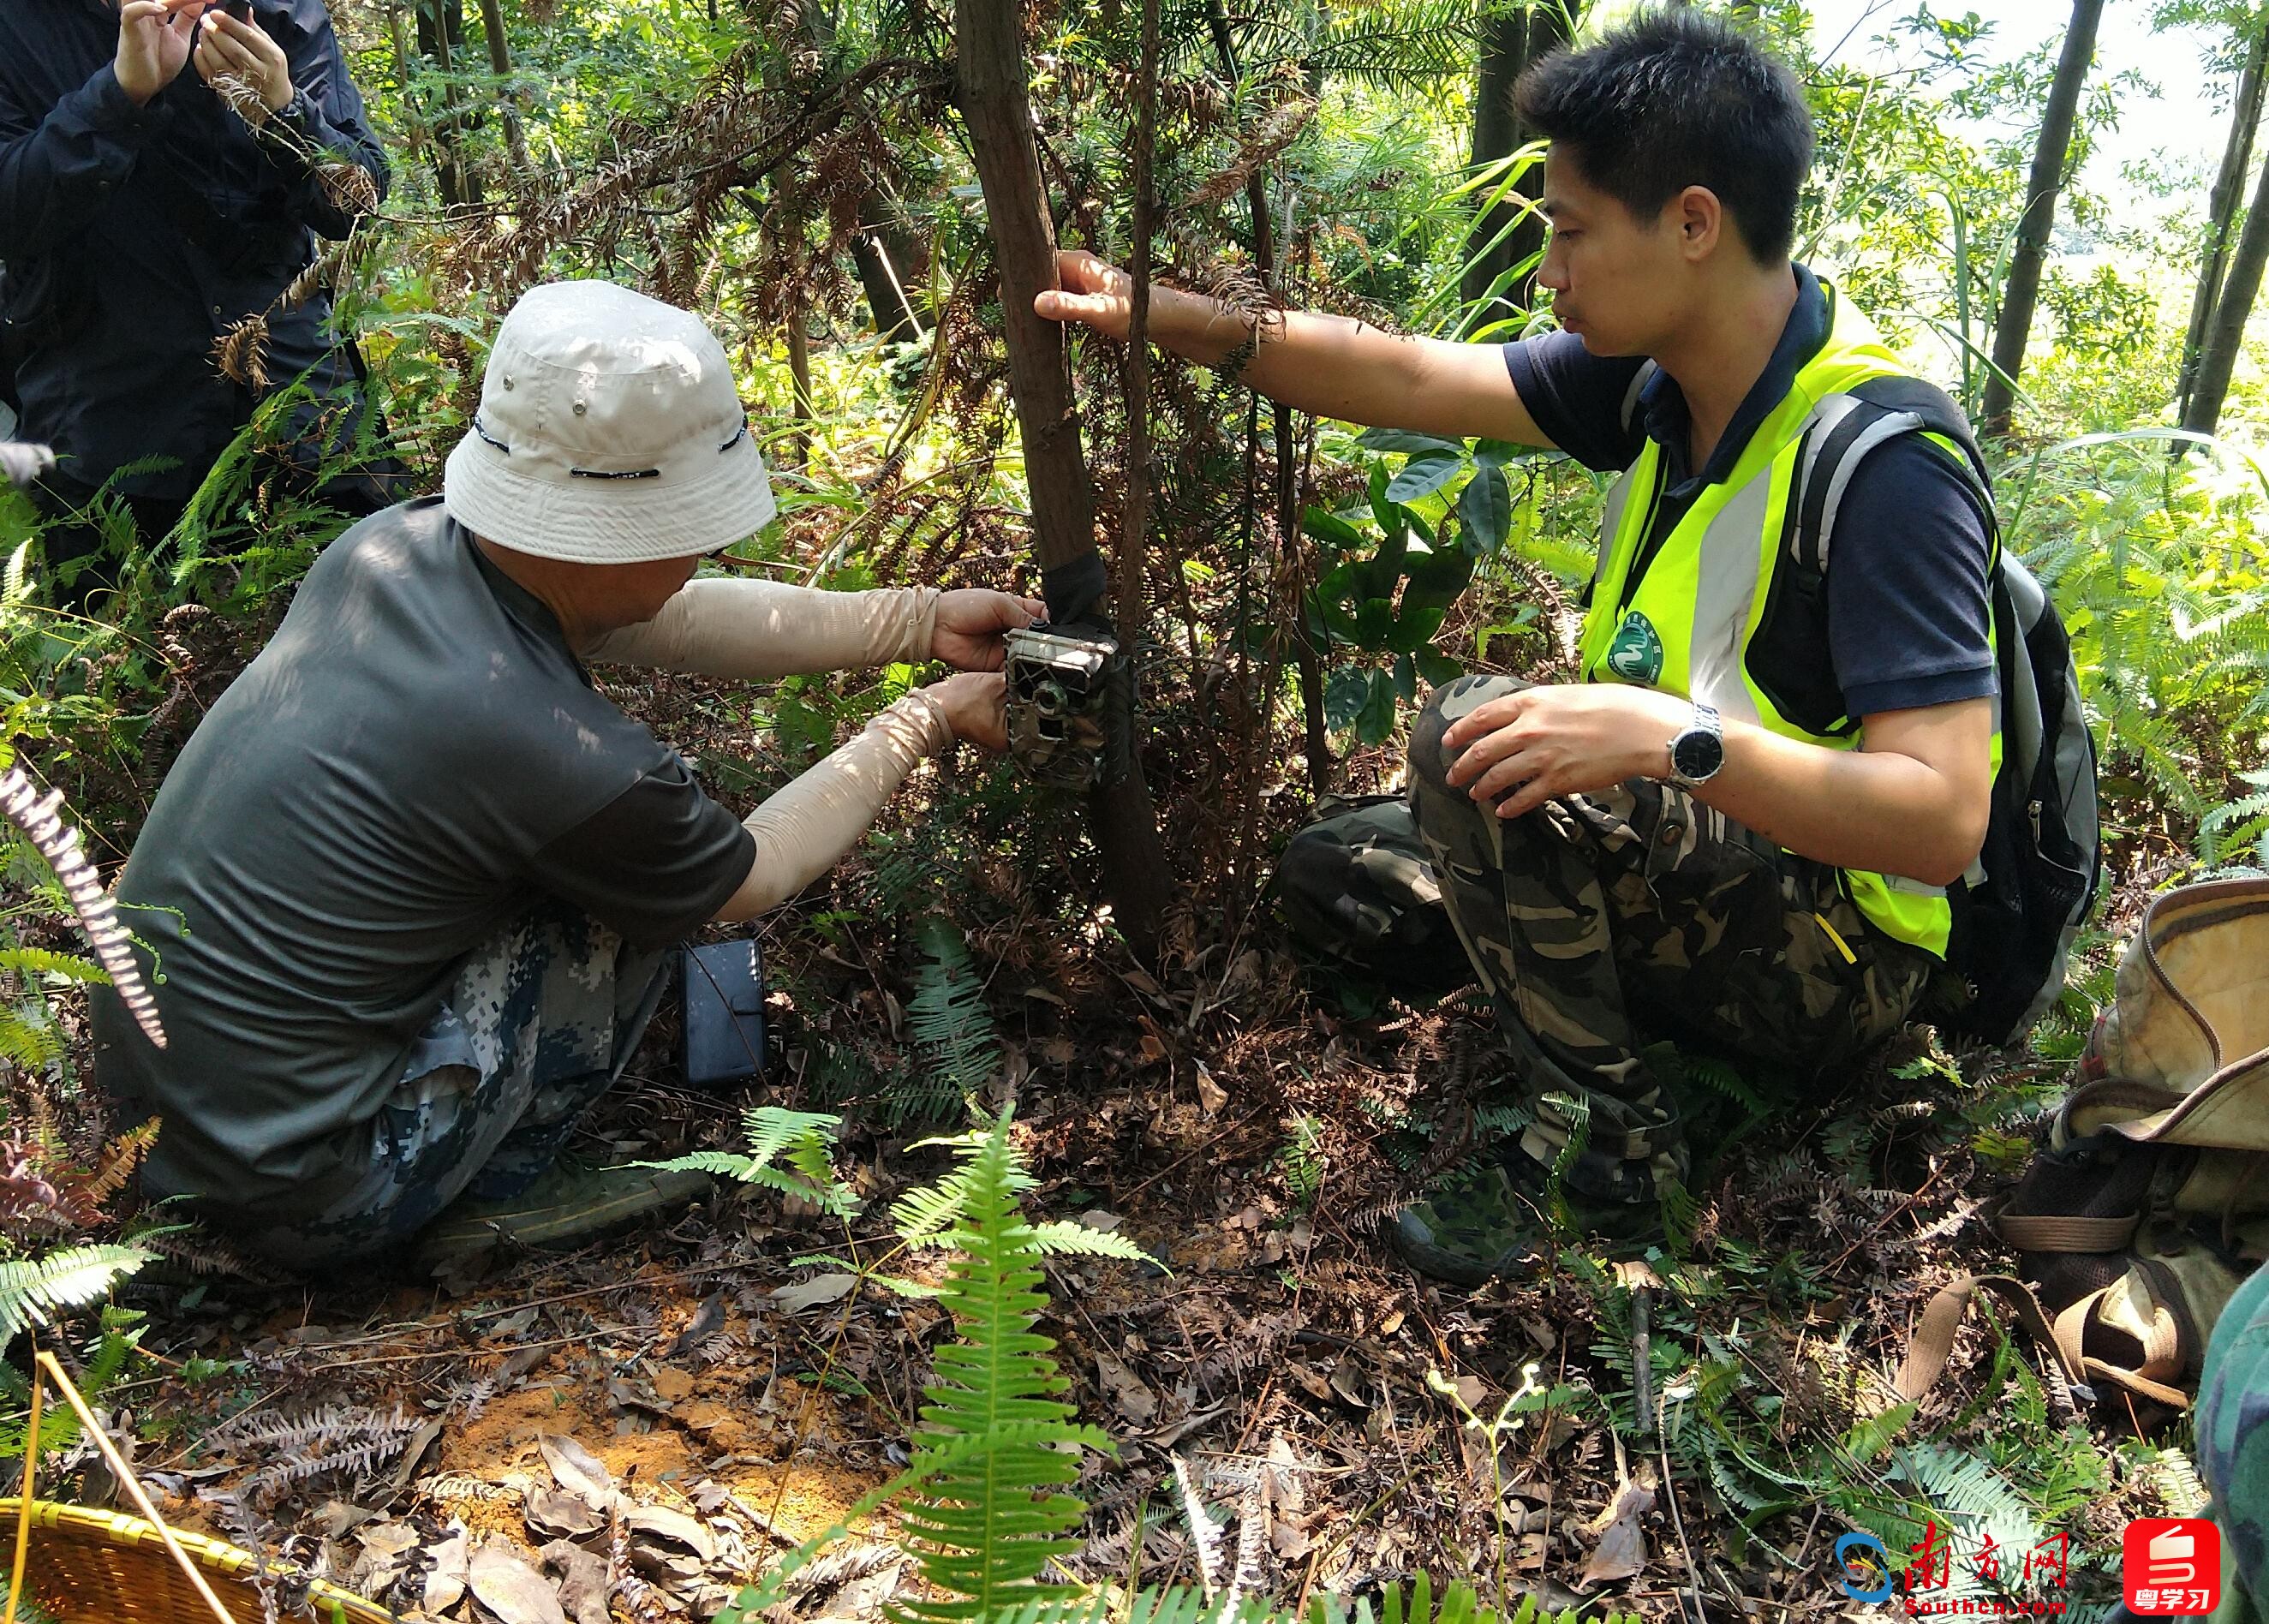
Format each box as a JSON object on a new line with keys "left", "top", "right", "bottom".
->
{"left": 889, "top": 1125, "right": 1042, "bottom": 1246}
{"left": 1025, "top": 1221, "right": 1161, "bottom": 1268}
{"left": 1841, "top": 1401, "right": 1917, "bottom": 1464}
{"left": 642, "top": 1108, "right": 860, "bottom": 1218}
{"left": 642, "top": 1149, "right": 767, "bottom": 1179}
{"left": 890, "top": 1112, "right": 1112, "bottom": 1622}
{"left": 905, "top": 921, "right": 1001, "bottom": 1115}
{"left": 1886, "top": 1443, "right": 2044, "bottom": 1591}
{"left": 0, "top": 1245, "right": 153, "bottom": 1350}
{"left": 0, "top": 947, "right": 108, "bottom": 984}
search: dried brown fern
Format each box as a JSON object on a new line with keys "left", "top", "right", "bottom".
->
{"left": 1185, "top": 94, "right": 1319, "bottom": 210}
{"left": 78, "top": 1118, "right": 158, "bottom": 1209}
{"left": 0, "top": 767, "right": 164, "bottom": 1048}
{"left": 212, "top": 315, "right": 272, "bottom": 391}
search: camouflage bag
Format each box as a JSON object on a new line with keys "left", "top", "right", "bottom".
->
{"left": 1896, "top": 878, "right": 2269, "bottom": 1422}
{"left": 1275, "top": 793, "right": 1474, "bottom": 1002}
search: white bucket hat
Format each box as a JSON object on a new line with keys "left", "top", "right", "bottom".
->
{"left": 444, "top": 280, "right": 776, "bottom": 564}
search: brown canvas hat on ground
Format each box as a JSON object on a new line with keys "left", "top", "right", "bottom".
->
{"left": 443, "top": 280, "right": 775, "bottom": 564}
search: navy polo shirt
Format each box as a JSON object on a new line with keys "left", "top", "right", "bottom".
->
{"left": 0, "top": 0, "right": 389, "bottom": 498}
{"left": 1503, "top": 267, "right": 1996, "bottom": 719}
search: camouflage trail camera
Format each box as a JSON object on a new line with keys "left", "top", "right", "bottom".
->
{"left": 1002, "top": 623, "right": 1133, "bottom": 792}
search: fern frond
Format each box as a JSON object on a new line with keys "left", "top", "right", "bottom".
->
{"left": 642, "top": 1108, "right": 861, "bottom": 1217}
{"left": 0, "top": 767, "right": 164, "bottom": 1048}
{"left": 642, "top": 1149, "right": 769, "bottom": 1179}
{"left": 0, "top": 1017, "right": 65, "bottom": 1071}
{"left": 0, "top": 1244, "right": 152, "bottom": 1348}
{"left": 905, "top": 921, "right": 1000, "bottom": 1114}
{"left": 1172, "top": 1454, "right": 1225, "bottom": 1600}
{"left": 0, "top": 948, "right": 107, "bottom": 985}
{"left": 892, "top": 1112, "right": 1110, "bottom": 1622}
{"left": 1885, "top": 1443, "right": 2044, "bottom": 1589}
{"left": 1239, "top": 0, "right": 1488, "bottom": 83}
{"left": 229, "top": 1404, "right": 425, "bottom": 1502}
{"left": 889, "top": 1125, "right": 1041, "bottom": 1247}
{"left": 741, "top": 1105, "right": 848, "bottom": 1162}
{"left": 1840, "top": 1401, "right": 1917, "bottom": 1464}
{"left": 78, "top": 1119, "right": 159, "bottom": 1209}
{"left": 1025, "top": 1221, "right": 1160, "bottom": 1267}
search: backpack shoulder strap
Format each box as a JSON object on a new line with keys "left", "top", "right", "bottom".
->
{"left": 1792, "top": 376, "right": 1995, "bottom": 576}
{"left": 1618, "top": 361, "right": 1658, "bottom": 435}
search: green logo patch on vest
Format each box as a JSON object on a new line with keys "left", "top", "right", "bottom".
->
{"left": 1604, "top": 610, "right": 1665, "bottom": 685}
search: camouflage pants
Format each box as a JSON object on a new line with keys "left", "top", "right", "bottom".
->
{"left": 1281, "top": 675, "right": 1937, "bottom": 1203}
{"left": 2180, "top": 1262, "right": 2269, "bottom": 1624}
{"left": 230, "top": 904, "right": 669, "bottom": 1269}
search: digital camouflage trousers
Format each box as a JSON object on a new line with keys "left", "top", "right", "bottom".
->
{"left": 234, "top": 904, "right": 669, "bottom": 1269}
{"left": 1279, "top": 674, "right": 1940, "bottom": 1205}
{"left": 2177, "top": 1261, "right": 2269, "bottom": 1624}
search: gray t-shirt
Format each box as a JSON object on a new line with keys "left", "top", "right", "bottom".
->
{"left": 92, "top": 498, "right": 754, "bottom": 1213}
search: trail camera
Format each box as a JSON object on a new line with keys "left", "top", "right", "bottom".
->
{"left": 1003, "top": 624, "right": 1132, "bottom": 792}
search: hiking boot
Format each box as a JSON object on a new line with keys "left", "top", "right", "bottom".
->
{"left": 1388, "top": 1145, "right": 1663, "bottom": 1287}
{"left": 416, "top": 1161, "right": 713, "bottom": 1270}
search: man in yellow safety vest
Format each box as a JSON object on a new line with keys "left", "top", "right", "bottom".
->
{"left": 1042, "top": 7, "right": 1998, "bottom": 1279}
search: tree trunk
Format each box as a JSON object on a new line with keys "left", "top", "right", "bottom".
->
{"left": 417, "top": 0, "right": 479, "bottom": 207}
{"left": 785, "top": 289, "right": 813, "bottom": 469}
{"left": 1980, "top": 0, "right": 2105, "bottom": 437}
{"left": 1117, "top": 0, "right": 1159, "bottom": 639}
{"left": 2179, "top": 15, "right": 2269, "bottom": 423}
{"left": 2182, "top": 137, "right": 2269, "bottom": 442}
{"left": 384, "top": 0, "right": 412, "bottom": 91}
{"left": 850, "top": 199, "right": 928, "bottom": 344}
{"left": 474, "top": 0, "right": 532, "bottom": 182}
{"left": 953, "top": 0, "right": 1172, "bottom": 960}
{"left": 1461, "top": 3, "right": 1568, "bottom": 316}
{"left": 1205, "top": 0, "right": 1330, "bottom": 794}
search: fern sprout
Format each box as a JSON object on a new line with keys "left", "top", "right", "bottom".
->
{"left": 0, "top": 767, "right": 164, "bottom": 1049}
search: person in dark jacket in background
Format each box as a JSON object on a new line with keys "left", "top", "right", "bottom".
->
{"left": 0, "top": 0, "right": 395, "bottom": 601}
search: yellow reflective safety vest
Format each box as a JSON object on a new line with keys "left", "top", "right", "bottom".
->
{"left": 1573, "top": 284, "right": 1997, "bottom": 959}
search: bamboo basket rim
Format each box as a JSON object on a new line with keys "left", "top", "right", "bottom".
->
{"left": 0, "top": 1496, "right": 399, "bottom": 1623}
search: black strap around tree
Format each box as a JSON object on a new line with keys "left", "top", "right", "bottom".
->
{"left": 1041, "top": 549, "right": 1110, "bottom": 628}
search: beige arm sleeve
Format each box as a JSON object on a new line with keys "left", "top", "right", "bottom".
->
{"left": 589, "top": 580, "right": 940, "bottom": 679}
{"left": 714, "top": 690, "right": 954, "bottom": 921}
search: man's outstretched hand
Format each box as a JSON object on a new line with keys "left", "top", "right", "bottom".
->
{"left": 932, "top": 588, "right": 1044, "bottom": 672}
{"left": 1033, "top": 251, "right": 1136, "bottom": 340}
{"left": 115, "top": 1, "right": 198, "bottom": 105}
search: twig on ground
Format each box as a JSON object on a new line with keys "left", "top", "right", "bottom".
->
{"left": 1633, "top": 1285, "right": 1656, "bottom": 1441}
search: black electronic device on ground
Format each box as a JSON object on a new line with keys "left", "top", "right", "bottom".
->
{"left": 679, "top": 939, "right": 765, "bottom": 1090}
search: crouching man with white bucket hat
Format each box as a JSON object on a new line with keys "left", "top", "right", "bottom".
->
{"left": 90, "top": 281, "right": 1038, "bottom": 1269}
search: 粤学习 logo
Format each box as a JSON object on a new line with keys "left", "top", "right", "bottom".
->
{"left": 2123, "top": 1520, "right": 2219, "bottom": 1615}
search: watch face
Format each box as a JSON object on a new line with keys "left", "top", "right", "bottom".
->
{"left": 1672, "top": 727, "right": 1724, "bottom": 781}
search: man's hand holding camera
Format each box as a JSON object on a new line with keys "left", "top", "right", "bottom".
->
{"left": 922, "top": 588, "right": 1044, "bottom": 755}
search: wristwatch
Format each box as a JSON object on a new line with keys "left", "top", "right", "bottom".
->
{"left": 1666, "top": 702, "right": 1724, "bottom": 787}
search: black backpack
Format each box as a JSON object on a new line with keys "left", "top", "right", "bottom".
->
{"left": 1792, "top": 377, "right": 2102, "bottom": 1045}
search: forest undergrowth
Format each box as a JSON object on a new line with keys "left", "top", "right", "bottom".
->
{"left": 0, "top": 0, "right": 2264, "bottom": 1621}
